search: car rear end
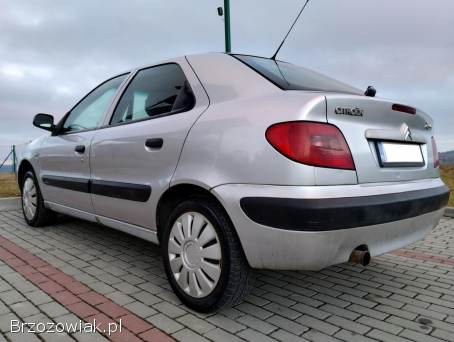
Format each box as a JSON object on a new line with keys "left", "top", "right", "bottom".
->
{"left": 184, "top": 53, "right": 450, "bottom": 270}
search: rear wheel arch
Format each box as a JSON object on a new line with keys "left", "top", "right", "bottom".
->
{"left": 156, "top": 183, "right": 247, "bottom": 262}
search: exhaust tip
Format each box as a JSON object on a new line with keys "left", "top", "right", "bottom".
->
{"left": 349, "top": 246, "right": 371, "bottom": 266}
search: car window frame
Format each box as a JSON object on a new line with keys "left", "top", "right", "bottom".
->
{"left": 107, "top": 62, "right": 196, "bottom": 128}
{"left": 54, "top": 72, "right": 130, "bottom": 136}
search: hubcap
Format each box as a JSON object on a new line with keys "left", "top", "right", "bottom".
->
{"left": 22, "top": 178, "right": 37, "bottom": 220}
{"left": 168, "top": 212, "right": 222, "bottom": 298}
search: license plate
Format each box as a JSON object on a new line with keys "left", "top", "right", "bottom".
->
{"left": 376, "top": 142, "right": 424, "bottom": 167}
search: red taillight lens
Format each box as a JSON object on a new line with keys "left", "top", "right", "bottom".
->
{"left": 392, "top": 103, "right": 416, "bottom": 115}
{"left": 265, "top": 122, "right": 355, "bottom": 170}
{"left": 432, "top": 136, "right": 439, "bottom": 168}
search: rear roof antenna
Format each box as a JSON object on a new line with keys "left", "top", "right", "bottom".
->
{"left": 271, "top": 0, "right": 311, "bottom": 60}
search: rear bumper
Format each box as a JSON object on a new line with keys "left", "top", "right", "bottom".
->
{"left": 240, "top": 186, "right": 449, "bottom": 231}
{"left": 211, "top": 178, "right": 449, "bottom": 270}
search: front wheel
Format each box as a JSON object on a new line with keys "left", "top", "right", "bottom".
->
{"left": 21, "top": 170, "right": 56, "bottom": 227}
{"left": 162, "top": 198, "right": 249, "bottom": 312}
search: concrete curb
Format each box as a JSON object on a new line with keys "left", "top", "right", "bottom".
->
{"left": 0, "top": 197, "right": 20, "bottom": 211}
{"left": 445, "top": 207, "right": 454, "bottom": 218}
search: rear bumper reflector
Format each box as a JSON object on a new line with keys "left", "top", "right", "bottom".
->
{"left": 240, "top": 185, "right": 449, "bottom": 231}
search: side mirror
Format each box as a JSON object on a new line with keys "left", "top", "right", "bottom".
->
{"left": 33, "top": 113, "right": 55, "bottom": 132}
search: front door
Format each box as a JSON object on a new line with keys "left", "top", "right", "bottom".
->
{"left": 38, "top": 74, "right": 128, "bottom": 213}
{"left": 90, "top": 60, "right": 209, "bottom": 229}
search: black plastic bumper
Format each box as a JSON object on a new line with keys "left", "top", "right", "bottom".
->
{"left": 240, "top": 185, "right": 450, "bottom": 232}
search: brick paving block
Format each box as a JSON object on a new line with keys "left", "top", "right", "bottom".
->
{"left": 237, "top": 314, "right": 277, "bottom": 334}
{"left": 23, "top": 271, "right": 49, "bottom": 284}
{"left": 5, "top": 331, "right": 41, "bottom": 342}
{"left": 38, "top": 280, "right": 65, "bottom": 294}
{"left": 0, "top": 289, "right": 26, "bottom": 305}
{"left": 271, "top": 329, "right": 310, "bottom": 342}
{"left": 96, "top": 301, "right": 128, "bottom": 319}
{"left": 39, "top": 302, "right": 70, "bottom": 318}
{"left": 303, "top": 330, "right": 342, "bottom": 342}
{"left": 264, "top": 303, "right": 301, "bottom": 320}
{"left": 79, "top": 291, "right": 108, "bottom": 306}
{"left": 357, "top": 316, "right": 403, "bottom": 335}
{"left": 236, "top": 302, "right": 274, "bottom": 320}
{"left": 119, "top": 313, "right": 151, "bottom": 334}
{"left": 176, "top": 313, "right": 215, "bottom": 334}
{"left": 297, "top": 315, "right": 340, "bottom": 336}
{"left": 399, "top": 329, "right": 446, "bottom": 342}
{"left": 105, "top": 291, "right": 135, "bottom": 306}
{"left": 140, "top": 328, "right": 175, "bottom": 342}
{"left": 10, "top": 301, "right": 40, "bottom": 318}
{"left": 334, "top": 329, "right": 377, "bottom": 342}
{"left": 204, "top": 328, "right": 245, "bottom": 342}
{"left": 206, "top": 313, "right": 246, "bottom": 333}
{"left": 24, "top": 290, "right": 53, "bottom": 306}
{"left": 53, "top": 290, "right": 82, "bottom": 306}
{"left": 67, "top": 301, "right": 99, "bottom": 318}
{"left": 146, "top": 313, "right": 184, "bottom": 334}
{"left": 124, "top": 301, "right": 157, "bottom": 319}
{"left": 64, "top": 281, "right": 91, "bottom": 295}
{"left": 238, "top": 328, "right": 277, "bottom": 342}
{"left": 154, "top": 301, "right": 187, "bottom": 318}
{"left": 50, "top": 271, "right": 77, "bottom": 286}
{"left": 0, "top": 312, "right": 19, "bottom": 332}
{"left": 266, "top": 314, "right": 309, "bottom": 335}
{"left": 109, "top": 328, "right": 142, "bottom": 342}
{"left": 172, "top": 328, "right": 210, "bottom": 342}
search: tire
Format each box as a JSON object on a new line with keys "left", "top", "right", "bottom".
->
{"left": 21, "top": 170, "right": 56, "bottom": 227}
{"left": 162, "top": 198, "right": 250, "bottom": 312}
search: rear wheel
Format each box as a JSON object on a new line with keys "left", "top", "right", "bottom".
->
{"left": 21, "top": 171, "right": 56, "bottom": 227}
{"left": 162, "top": 198, "right": 249, "bottom": 312}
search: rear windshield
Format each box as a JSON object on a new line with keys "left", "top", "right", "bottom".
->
{"left": 233, "top": 54, "right": 361, "bottom": 95}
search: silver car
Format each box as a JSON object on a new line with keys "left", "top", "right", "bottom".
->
{"left": 18, "top": 53, "right": 450, "bottom": 312}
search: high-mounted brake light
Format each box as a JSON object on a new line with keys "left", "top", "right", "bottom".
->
{"left": 432, "top": 136, "right": 439, "bottom": 168}
{"left": 392, "top": 103, "right": 416, "bottom": 115}
{"left": 265, "top": 122, "right": 355, "bottom": 170}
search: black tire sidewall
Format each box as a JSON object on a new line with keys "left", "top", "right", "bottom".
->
{"left": 162, "top": 199, "right": 232, "bottom": 312}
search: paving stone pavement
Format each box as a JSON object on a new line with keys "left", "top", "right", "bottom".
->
{"left": 0, "top": 208, "right": 454, "bottom": 342}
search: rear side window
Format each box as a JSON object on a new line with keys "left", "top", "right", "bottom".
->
{"left": 110, "top": 63, "right": 195, "bottom": 125}
{"left": 234, "top": 54, "right": 361, "bottom": 95}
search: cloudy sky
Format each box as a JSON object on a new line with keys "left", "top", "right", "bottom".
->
{"left": 1, "top": 0, "right": 453, "bottom": 163}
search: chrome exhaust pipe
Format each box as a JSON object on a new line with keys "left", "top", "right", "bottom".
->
{"left": 349, "top": 248, "right": 371, "bottom": 266}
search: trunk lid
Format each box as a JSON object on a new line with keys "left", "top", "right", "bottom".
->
{"left": 325, "top": 94, "right": 438, "bottom": 183}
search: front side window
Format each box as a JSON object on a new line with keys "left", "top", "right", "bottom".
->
{"left": 62, "top": 74, "right": 127, "bottom": 133}
{"left": 234, "top": 54, "right": 361, "bottom": 95}
{"left": 110, "top": 63, "right": 194, "bottom": 125}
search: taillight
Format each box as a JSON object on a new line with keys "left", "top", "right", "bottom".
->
{"left": 392, "top": 103, "right": 416, "bottom": 115}
{"left": 265, "top": 121, "right": 355, "bottom": 170}
{"left": 432, "top": 136, "right": 439, "bottom": 168}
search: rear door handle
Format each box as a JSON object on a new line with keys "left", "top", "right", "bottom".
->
{"left": 145, "top": 138, "right": 163, "bottom": 149}
{"left": 75, "top": 145, "right": 86, "bottom": 153}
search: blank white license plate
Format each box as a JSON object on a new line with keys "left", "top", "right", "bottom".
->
{"left": 376, "top": 142, "right": 424, "bottom": 167}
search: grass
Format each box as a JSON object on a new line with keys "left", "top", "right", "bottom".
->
{"left": 0, "top": 173, "right": 20, "bottom": 198}
{"left": 440, "top": 165, "right": 454, "bottom": 207}
{"left": 0, "top": 167, "right": 453, "bottom": 205}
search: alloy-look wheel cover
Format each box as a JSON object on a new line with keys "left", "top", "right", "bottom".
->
{"left": 22, "top": 178, "right": 37, "bottom": 220}
{"left": 168, "top": 212, "right": 222, "bottom": 298}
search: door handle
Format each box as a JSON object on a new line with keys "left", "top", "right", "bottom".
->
{"left": 75, "top": 145, "right": 86, "bottom": 153}
{"left": 145, "top": 138, "right": 163, "bottom": 149}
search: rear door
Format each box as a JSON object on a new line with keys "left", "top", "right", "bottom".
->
{"left": 326, "top": 95, "right": 438, "bottom": 183}
{"left": 38, "top": 74, "right": 128, "bottom": 212}
{"left": 90, "top": 59, "right": 209, "bottom": 229}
